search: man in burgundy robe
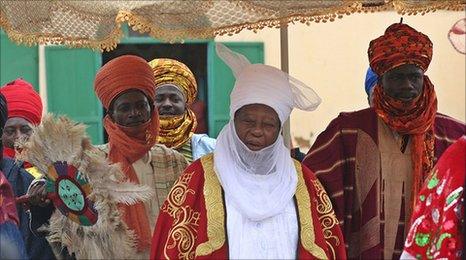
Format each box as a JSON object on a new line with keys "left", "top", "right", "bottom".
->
{"left": 303, "top": 23, "right": 465, "bottom": 259}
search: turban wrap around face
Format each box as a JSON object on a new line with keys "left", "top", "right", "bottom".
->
{"left": 148, "top": 58, "right": 198, "bottom": 149}
{"left": 368, "top": 23, "right": 438, "bottom": 220}
{"left": 94, "top": 55, "right": 157, "bottom": 252}
{"left": 149, "top": 58, "right": 197, "bottom": 105}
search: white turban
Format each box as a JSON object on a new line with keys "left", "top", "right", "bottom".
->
{"left": 213, "top": 43, "right": 321, "bottom": 222}
{"left": 216, "top": 43, "right": 321, "bottom": 124}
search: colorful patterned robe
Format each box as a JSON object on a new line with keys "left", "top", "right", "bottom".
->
{"left": 402, "top": 137, "right": 464, "bottom": 259}
{"left": 303, "top": 108, "right": 465, "bottom": 259}
{"left": 151, "top": 154, "right": 346, "bottom": 260}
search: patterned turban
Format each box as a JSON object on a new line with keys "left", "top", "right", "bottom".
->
{"left": 148, "top": 58, "right": 197, "bottom": 105}
{"left": 368, "top": 23, "right": 433, "bottom": 76}
{"left": 94, "top": 55, "right": 155, "bottom": 109}
{"left": 1, "top": 79, "right": 42, "bottom": 125}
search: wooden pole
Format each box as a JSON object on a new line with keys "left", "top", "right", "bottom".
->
{"left": 39, "top": 45, "right": 48, "bottom": 113}
{"left": 280, "top": 22, "right": 291, "bottom": 149}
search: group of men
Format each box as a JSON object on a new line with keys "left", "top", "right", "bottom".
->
{"left": 0, "top": 22, "right": 464, "bottom": 260}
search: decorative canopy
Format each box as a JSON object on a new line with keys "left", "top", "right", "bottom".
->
{"left": 0, "top": 0, "right": 464, "bottom": 51}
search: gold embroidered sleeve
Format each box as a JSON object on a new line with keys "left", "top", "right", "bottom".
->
{"left": 294, "top": 161, "right": 328, "bottom": 259}
{"left": 161, "top": 172, "right": 200, "bottom": 260}
{"left": 312, "top": 178, "right": 341, "bottom": 259}
{"left": 195, "top": 154, "right": 226, "bottom": 256}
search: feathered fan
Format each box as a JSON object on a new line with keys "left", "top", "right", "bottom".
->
{"left": 18, "top": 114, "right": 153, "bottom": 259}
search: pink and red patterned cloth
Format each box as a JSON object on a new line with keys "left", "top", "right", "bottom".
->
{"left": 403, "top": 137, "right": 465, "bottom": 259}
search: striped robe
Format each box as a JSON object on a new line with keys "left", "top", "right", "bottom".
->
{"left": 303, "top": 108, "right": 465, "bottom": 259}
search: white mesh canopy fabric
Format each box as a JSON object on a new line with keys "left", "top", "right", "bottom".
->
{"left": 0, "top": 0, "right": 464, "bottom": 51}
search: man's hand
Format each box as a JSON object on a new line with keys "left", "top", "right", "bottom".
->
{"left": 27, "top": 181, "right": 50, "bottom": 207}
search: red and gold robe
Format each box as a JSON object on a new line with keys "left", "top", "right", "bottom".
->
{"left": 151, "top": 154, "right": 346, "bottom": 259}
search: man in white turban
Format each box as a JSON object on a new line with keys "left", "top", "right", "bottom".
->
{"left": 150, "top": 44, "right": 346, "bottom": 260}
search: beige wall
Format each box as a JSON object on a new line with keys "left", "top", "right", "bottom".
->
{"left": 216, "top": 11, "right": 465, "bottom": 151}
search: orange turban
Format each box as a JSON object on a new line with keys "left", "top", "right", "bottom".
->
{"left": 148, "top": 58, "right": 197, "bottom": 105}
{"left": 94, "top": 55, "right": 156, "bottom": 108}
{"left": 368, "top": 23, "right": 433, "bottom": 76}
{"left": 1, "top": 79, "right": 42, "bottom": 125}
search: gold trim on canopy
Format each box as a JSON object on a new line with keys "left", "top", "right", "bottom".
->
{"left": 0, "top": 1, "right": 464, "bottom": 51}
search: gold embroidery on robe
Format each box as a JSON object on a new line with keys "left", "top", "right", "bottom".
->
{"left": 294, "top": 160, "right": 328, "bottom": 259}
{"left": 195, "top": 154, "right": 226, "bottom": 256}
{"left": 162, "top": 172, "right": 200, "bottom": 259}
{"left": 162, "top": 172, "right": 195, "bottom": 217}
{"left": 312, "top": 179, "right": 341, "bottom": 259}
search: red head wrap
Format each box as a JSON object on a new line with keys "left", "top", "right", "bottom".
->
{"left": 368, "top": 23, "right": 433, "bottom": 76}
{"left": 94, "top": 55, "right": 158, "bottom": 252}
{"left": 1, "top": 79, "right": 42, "bottom": 125}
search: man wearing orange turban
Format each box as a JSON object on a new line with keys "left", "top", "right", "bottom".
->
{"left": 304, "top": 23, "right": 465, "bottom": 259}
{"left": 94, "top": 55, "right": 187, "bottom": 258}
{"left": 149, "top": 58, "right": 215, "bottom": 163}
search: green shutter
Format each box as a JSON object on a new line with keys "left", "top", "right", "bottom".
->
{"left": 0, "top": 30, "right": 38, "bottom": 89}
{"left": 45, "top": 47, "right": 103, "bottom": 144}
{"left": 207, "top": 42, "right": 264, "bottom": 137}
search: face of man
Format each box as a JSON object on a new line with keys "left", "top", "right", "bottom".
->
{"left": 234, "top": 104, "right": 281, "bottom": 151}
{"left": 154, "top": 84, "right": 186, "bottom": 116}
{"left": 1, "top": 117, "right": 33, "bottom": 149}
{"left": 380, "top": 64, "right": 424, "bottom": 102}
{"left": 109, "top": 89, "right": 152, "bottom": 127}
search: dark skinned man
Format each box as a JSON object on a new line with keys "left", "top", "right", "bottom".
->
{"left": 151, "top": 44, "right": 346, "bottom": 260}
{"left": 1, "top": 79, "right": 43, "bottom": 178}
{"left": 149, "top": 58, "right": 215, "bottom": 163}
{"left": 94, "top": 55, "right": 187, "bottom": 258}
{"left": 304, "top": 23, "right": 465, "bottom": 259}
{"left": 0, "top": 81, "right": 55, "bottom": 260}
